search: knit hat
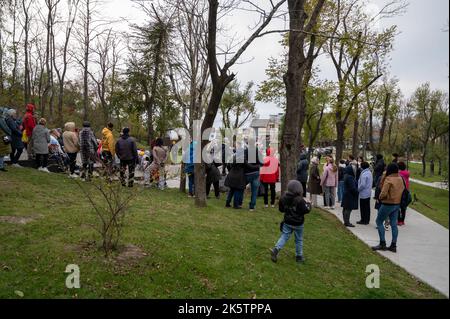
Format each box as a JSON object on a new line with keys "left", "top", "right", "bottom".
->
{"left": 287, "top": 180, "right": 303, "bottom": 197}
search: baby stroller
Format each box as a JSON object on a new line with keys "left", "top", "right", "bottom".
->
{"left": 48, "top": 147, "right": 70, "bottom": 173}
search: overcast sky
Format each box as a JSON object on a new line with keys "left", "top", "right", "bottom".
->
{"left": 104, "top": 0, "right": 449, "bottom": 121}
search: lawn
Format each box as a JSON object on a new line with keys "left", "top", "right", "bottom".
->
{"left": 408, "top": 162, "right": 447, "bottom": 184}
{"left": 410, "top": 182, "right": 449, "bottom": 229}
{"left": 0, "top": 168, "right": 445, "bottom": 299}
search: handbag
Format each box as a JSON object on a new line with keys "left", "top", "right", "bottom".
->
{"left": 22, "top": 131, "right": 29, "bottom": 143}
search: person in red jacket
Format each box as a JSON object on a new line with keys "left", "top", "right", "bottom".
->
{"left": 22, "top": 104, "right": 37, "bottom": 159}
{"left": 260, "top": 147, "right": 280, "bottom": 208}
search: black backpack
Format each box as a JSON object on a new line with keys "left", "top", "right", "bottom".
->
{"left": 400, "top": 178, "right": 412, "bottom": 210}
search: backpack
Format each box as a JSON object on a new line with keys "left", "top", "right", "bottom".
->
{"left": 400, "top": 177, "right": 412, "bottom": 210}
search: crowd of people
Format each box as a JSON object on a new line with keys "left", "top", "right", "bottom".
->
{"left": 1, "top": 104, "right": 413, "bottom": 263}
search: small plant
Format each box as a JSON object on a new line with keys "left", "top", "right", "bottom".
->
{"left": 76, "top": 168, "right": 141, "bottom": 257}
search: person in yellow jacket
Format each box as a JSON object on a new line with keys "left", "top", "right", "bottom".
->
{"left": 101, "top": 122, "right": 116, "bottom": 176}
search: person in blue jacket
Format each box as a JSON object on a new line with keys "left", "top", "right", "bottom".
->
{"left": 183, "top": 141, "right": 196, "bottom": 197}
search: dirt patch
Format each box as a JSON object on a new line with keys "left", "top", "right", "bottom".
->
{"left": 64, "top": 241, "right": 97, "bottom": 253}
{"left": 116, "top": 244, "right": 148, "bottom": 263}
{"left": 199, "top": 277, "right": 215, "bottom": 292}
{"left": 0, "top": 215, "right": 41, "bottom": 225}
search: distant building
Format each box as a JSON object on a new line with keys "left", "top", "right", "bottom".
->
{"left": 249, "top": 113, "right": 283, "bottom": 150}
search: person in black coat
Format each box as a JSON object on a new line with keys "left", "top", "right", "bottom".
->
{"left": 373, "top": 154, "right": 385, "bottom": 188}
{"left": 341, "top": 165, "right": 359, "bottom": 227}
{"left": 224, "top": 150, "right": 246, "bottom": 209}
{"left": 5, "top": 109, "right": 24, "bottom": 166}
{"left": 206, "top": 161, "right": 221, "bottom": 199}
{"left": 296, "top": 153, "right": 309, "bottom": 198}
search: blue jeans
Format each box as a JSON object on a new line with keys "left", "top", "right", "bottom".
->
{"left": 376, "top": 204, "right": 400, "bottom": 244}
{"left": 246, "top": 173, "right": 260, "bottom": 209}
{"left": 337, "top": 181, "right": 345, "bottom": 202}
{"left": 275, "top": 223, "right": 304, "bottom": 257}
{"left": 0, "top": 156, "right": 4, "bottom": 169}
{"left": 188, "top": 173, "right": 195, "bottom": 195}
{"left": 226, "top": 188, "right": 244, "bottom": 208}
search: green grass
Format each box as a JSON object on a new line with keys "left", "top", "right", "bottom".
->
{"left": 408, "top": 162, "right": 447, "bottom": 183}
{"left": 0, "top": 168, "right": 445, "bottom": 299}
{"left": 410, "top": 182, "right": 449, "bottom": 229}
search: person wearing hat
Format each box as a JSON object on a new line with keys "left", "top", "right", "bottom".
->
{"left": 101, "top": 122, "right": 116, "bottom": 176}
{"left": 270, "top": 180, "right": 312, "bottom": 264}
{"left": 115, "top": 127, "right": 138, "bottom": 187}
{"left": 79, "top": 121, "right": 98, "bottom": 181}
{"left": 0, "top": 108, "right": 12, "bottom": 171}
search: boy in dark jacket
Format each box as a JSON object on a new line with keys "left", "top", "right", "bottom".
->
{"left": 271, "top": 180, "right": 312, "bottom": 264}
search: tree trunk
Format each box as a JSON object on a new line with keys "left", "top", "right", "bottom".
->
{"left": 335, "top": 121, "right": 345, "bottom": 163}
{"left": 378, "top": 92, "right": 391, "bottom": 153}
{"left": 352, "top": 108, "right": 359, "bottom": 156}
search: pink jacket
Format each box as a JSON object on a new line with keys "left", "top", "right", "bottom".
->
{"left": 321, "top": 164, "right": 338, "bottom": 188}
{"left": 399, "top": 170, "right": 410, "bottom": 190}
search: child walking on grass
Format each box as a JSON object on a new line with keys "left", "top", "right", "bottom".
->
{"left": 270, "top": 180, "right": 312, "bottom": 264}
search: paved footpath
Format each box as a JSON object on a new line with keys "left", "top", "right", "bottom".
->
{"left": 410, "top": 178, "right": 449, "bottom": 190}
{"left": 318, "top": 195, "right": 449, "bottom": 298}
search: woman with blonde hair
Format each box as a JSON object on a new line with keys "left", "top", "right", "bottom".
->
{"left": 308, "top": 157, "right": 322, "bottom": 208}
{"left": 63, "top": 122, "right": 80, "bottom": 178}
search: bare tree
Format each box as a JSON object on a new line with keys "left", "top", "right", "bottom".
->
{"left": 193, "top": 0, "right": 287, "bottom": 206}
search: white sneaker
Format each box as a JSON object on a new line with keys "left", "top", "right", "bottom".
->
{"left": 41, "top": 167, "right": 50, "bottom": 173}
{"left": 37, "top": 167, "right": 43, "bottom": 171}
{"left": 265, "top": 205, "right": 269, "bottom": 208}
{"left": 271, "top": 205, "right": 275, "bottom": 208}
{"left": 69, "top": 174, "right": 79, "bottom": 178}
{"left": 330, "top": 206, "right": 336, "bottom": 210}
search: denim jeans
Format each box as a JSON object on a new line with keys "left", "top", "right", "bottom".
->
{"left": 376, "top": 204, "right": 400, "bottom": 244}
{"left": 246, "top": 173, "right": 260, "bottom": 209}
{"left": 337, "top": 181, "right": 345, "bottom": 202}
{"left": 324, "top": 186, "right": 336, "bottom": 207}
{"left": 275, "top": 223, "right": 304, "bottom": 257}
{"left": 226, "top": 188, "right": 244, "bottom": 208}
{"left": 0, "top": 156, "right": 4, "bottom": 169}
{"left": 188, "top": 173, "right": 195, "bottom": 195}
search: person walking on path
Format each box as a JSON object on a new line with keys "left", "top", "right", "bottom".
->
{"left": 398, "top": 161, "right": 410, "bottom": 226}
{"left": 357, "top": 162, "right": 373, "bottom": 225}
{"left": 372, "top": 163, "right": 405, "bottom": 253}
{"left": 31, "top": 118, "right": 51, "bottom": 173}
{"left": 101, "top": 122, "right": 116, "bottom": 176}
{"left": 260, "top": 147, "right": 279, "bottom": 208}
{"left": 321, "top": 157, "right": 338, "bottom": 209}
{"left": 5, "top": 109, "right": 24, "bottom": 167}
{"left": 225, "top": 149, "right": 246, "bottom": 209}
{"left": 79, "top": 121, "right": 98, "bottom": 181}
{"left": 373, "top": 154, "right": 386, "bottom": 189}
{"left": 308, "top": 157, "right": 322, "bottom": 208}
{"left": 296, "top": 153, "right": 309, "bottom": 198}
{"left": 337, "top": 160, "right": 346, "bottom": 203}
{"left": 115, "top": 127, "right": 137, "bottom": 188}
{"left": 150, "top": 138, "right": 168, "bottom": 190}
{"left": 270, "top": 180, "right": 311, "bottom": 264}
{"left": 22, "top": 104, "right": 37, "bottom": 159}
{"left": 63, "top": 122, "right": 80, "bottom": 178}
{"left": 341, "top": 165, "right": 359, "bottom": 227}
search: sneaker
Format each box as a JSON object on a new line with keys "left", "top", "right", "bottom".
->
{"left": 249, "top": 209, "right": 255, "bottom": 212}
{"left": 271, "top": 205, "right": 275, "bottom": 208}
{"left": 41, "top": 167, "right": 50, "bottom": 173}
{"left": 270, "top": 248, "right": 279, "bottom": 263}
{"left": 296, "top": 256, "right": 305, "bottom": 264}
{"left": 330, "top": 206, "right": 335, "bottom": 210}
{"left": 265, "top": 205, "right": 269, "bottom": 208}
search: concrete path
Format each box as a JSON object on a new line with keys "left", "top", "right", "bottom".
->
{"left": 410, "top": 178, "right": 449, "bottom": 190}
{"left": 319, "top": 196, "right": 449, "bottom": 298}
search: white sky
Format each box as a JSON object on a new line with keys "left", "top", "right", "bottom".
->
{"left": 103, "top": 0, "right": 449, "bottom": 121}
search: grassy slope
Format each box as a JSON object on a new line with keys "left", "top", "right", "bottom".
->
{"left": 408, "top": 162, "right": 447, "bottom": 183}
{"left": 410, "top": 182, "right": 449, "bottom": 229}
{"left": 0, "top": 168, "right": 444, "bottom": 299}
